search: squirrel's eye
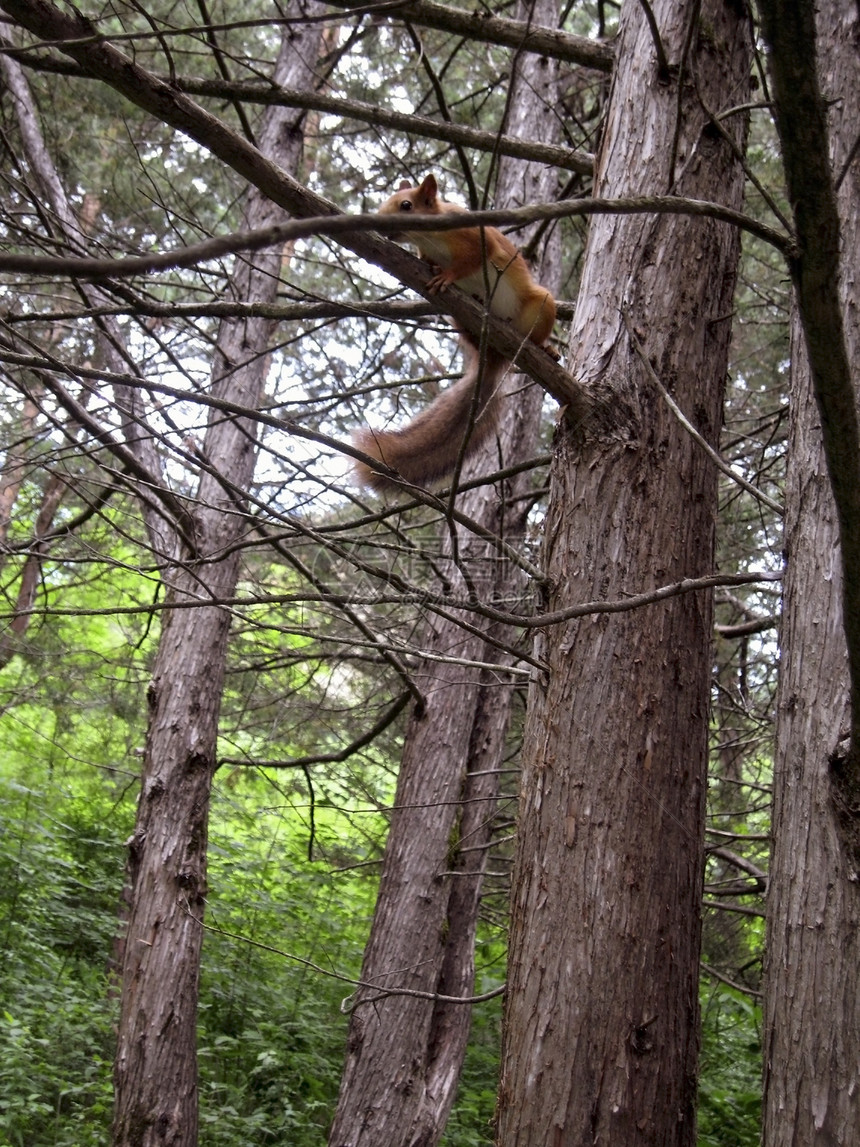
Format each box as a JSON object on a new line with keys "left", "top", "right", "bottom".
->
{"left": 399, "top": 201, "right": 413, "bottom": 212}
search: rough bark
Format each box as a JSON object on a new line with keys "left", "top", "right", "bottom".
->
{"left": 327, "top": 7, "right": 562, "bottom": 1143}
{"left": 109, "top": 10, "right": 326, "bottom": 1146}
{"left": 762, "top": 2, "right": 860, "bottom": 1143}
{"left": 496, "top": 1, "right": 750, "bottom": 1144}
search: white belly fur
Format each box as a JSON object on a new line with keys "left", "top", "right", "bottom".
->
{"left": 454, "top": 265, "right": 521, "bottom": 324}
{"left": 407, "top": 231, "right": 522, "bottom": 324}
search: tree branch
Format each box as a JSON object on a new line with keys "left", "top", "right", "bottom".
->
{"left": 322, "top": 0, "right": 615, "bottom": 70}
{"left": 0, "top": 196, "right": 795, "bottom": 281}
{"left": 0, "top": 0, "right": 589, "bottom": 415}
{"left": 3, "top": 51, "right": 595, "bottom": 175}
{"left": 0, "top": 0, "right": 795, "bottom": 432}
{"left": 758, "top": 0, "right": 860, "bottom": 806}
{"left": 218, "top": 689, "right": 413, "bottom": 768}
{"left": 624, "top": 309, "right": 784, "bottom": 516}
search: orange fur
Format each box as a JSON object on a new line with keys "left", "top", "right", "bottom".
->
{"left": 354, "top": 175, "right": 555, "bottom": 492}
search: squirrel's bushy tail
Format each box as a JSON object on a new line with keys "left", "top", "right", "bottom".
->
{"left": 353, "top": 339, "right": 506, "bottom": 492}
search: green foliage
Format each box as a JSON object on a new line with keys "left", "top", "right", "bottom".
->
{"left": 0, "top": 774, "right": 125, "bottom": 1147}
{"left": 697, "top": 984, "right": 762, "bottom": 1147}
{"left": 196, "top": 773, "right": 382, "bottom": 1145}
{"left": 0, "top": 741, "right": 386, "bottom": 1145}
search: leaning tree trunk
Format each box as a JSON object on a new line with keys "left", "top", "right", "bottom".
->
{"left": 110, "top": 9, "right": 326, "bottom": 1145}
{"left": 327, "top": 6, "right": 562, "bottom": 1144}
{"left": 496, "top": 1, "right": 750, "bottom": 1144}
{"left": 762, "top": 2, "right": 860, "bottom": 1143}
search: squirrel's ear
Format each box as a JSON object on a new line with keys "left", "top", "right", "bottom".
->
{"left": 417, "top": 174, "right": 438, "bottom": 205}
{"left": 397, "top": 180, "right": 412, "bottom": 191}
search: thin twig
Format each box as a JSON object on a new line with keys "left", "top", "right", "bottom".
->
{"left": 623, "top": 308, "right": 784, "bottom": 516}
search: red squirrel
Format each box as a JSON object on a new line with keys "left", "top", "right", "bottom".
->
{"left": 353, "top": 174, "right": 556, "bottom": 491}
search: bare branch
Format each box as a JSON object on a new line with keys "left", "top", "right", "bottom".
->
{"left": 323, "top": 0, "right": 615, "bottom": 70}
{"left": 219, "top": 689, "right": 413, "bottom": 768}
{"left": 0, "top": 196, "right": 796, "bottom": 280}
{"left": 624, "top": 309, "right": 784, "bottom": 516}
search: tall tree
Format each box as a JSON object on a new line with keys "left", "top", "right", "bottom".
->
{"left": 328, "top": 4, "right": 569, "bottom": 1143}
{"left": 110, "top": 13, "right": 328, "bottom": 1143}
{"left": 496, "top": 0, "right": 751, "bottom": 1143}
{"left": 759, "top": 0, "right": 860, "bottom": 1141}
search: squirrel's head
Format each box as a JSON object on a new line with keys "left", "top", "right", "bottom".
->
{"left": 378, "top": 174, "right": 439, "bottom": 218}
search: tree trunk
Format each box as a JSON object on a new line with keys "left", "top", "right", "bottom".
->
{"left": 0, "top": 395, "right": 39, "bottom": 554}
{"left": 111, "top": 9, "right": 326, "bottom": 1145}
{"left": 762, "top": 2, "right": 860, "bottom": 1143}
{"left": 0, "top": 469, "right": 67, "bottom": 667}
{"left": 496, "top": 1, "right": 750, "bottom": 1144}
{"left": 327, "top": 7, "right": 562, "bottom": 1143}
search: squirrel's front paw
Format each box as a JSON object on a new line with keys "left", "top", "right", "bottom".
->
{"left": 426, "top": 267, "right": 456, "bottom": 294}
